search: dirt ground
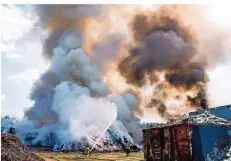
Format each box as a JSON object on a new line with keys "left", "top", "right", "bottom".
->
{"left": 35, "top": 151, "right": 145, "bottom": 161}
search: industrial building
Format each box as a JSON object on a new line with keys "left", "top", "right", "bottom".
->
{"left": 141, "top": 104, "right": 231, "bottom": 161}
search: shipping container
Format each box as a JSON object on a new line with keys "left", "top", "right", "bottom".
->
{"left": 142, "top": 105, "right": 231, "bottom": 161}
{"left": 191, "top": 125, "right": 231, "bottom": 161}
{"left": 142, "top": 123, "right": 193, "bottom": 161}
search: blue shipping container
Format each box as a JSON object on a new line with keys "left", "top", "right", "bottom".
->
{"left": 190, "top": 105, "right": 231, "bottom": 160}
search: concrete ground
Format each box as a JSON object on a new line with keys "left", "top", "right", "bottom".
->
{"left": 35, "top": 151, "right": 145, "bottom": 161}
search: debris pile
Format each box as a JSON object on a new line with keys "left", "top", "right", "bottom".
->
{"left": 140, "top": 110, "right": 231, "bottom": 129}
{"left": 1, "top": 133, "right": 45, "bottom": 161}
{"left": 188, "top": 110, "right": 231, "bottom": 127}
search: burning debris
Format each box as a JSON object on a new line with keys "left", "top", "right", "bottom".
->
{"left": 1, "top": 134, "right": 45, "bottom": 161}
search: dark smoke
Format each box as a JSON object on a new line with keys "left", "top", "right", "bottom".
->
{"left": 146, "top": 99, "right": 166, "bottom": 117}
{"left": 25, "top": 71, "right": 60, "bottom": 125}
{"left": 119, "top": 30, "right": 197, "bottom": 86}
{"left": 42, "top": 29, "right": 64, "bottom": 59}
{"left": 165, "top": 62, "right": 208, "bottom": 89}
{"left": 132, "top": 10, "right": 195, "bottom": 43}
{"left": 34, "top": 5, "right": 101, "bottom": 59}
{"left": 92, "top": 34, "right": 125, "bottom": 72}
{"left": 187, "top": 87, "right": 208, "bottom": 109}
{"left": 118, "top": 11, "right": 209, "bottom": 111}
{"left": 29, "top": 71, "right": 60, "bottom": 99}
{"left": 132, "top": 14, "right": 151, "bottom": 41}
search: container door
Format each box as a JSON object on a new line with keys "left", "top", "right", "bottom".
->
{"left": 163, "top": 128, "right": 171, "bottom": 161}
{"left": 171, "top": 125, "right": 192, "bottom": 161}
{"left": 151, "top": 129, "right": 163, "bottom": 161}
{"left": 145, "top": 129, "right": 163, "bottom": 161}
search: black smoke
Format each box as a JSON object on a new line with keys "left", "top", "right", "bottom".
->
{"left": 118, "top": 12, "right": 209, "bottom": 113}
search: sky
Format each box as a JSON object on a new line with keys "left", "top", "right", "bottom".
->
{"left": 1, "top": 5, "right": 49, "bottom": 118}
{"left": 1, "top": 4, "right": 231, "bottom": 118}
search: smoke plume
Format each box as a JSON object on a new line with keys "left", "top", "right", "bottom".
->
{"left": 116, "top": 5, "right": 229, "bottom": 119}
{"left": 34, "top": 5, "right": 101, "bottom": 59}
{"left": 16, "top": 26, "right": 140, "bottom": 150}
{"left": 2, "top": 5, "right": 230, "bottom": 151}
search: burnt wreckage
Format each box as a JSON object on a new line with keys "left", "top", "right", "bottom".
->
{"left": 141, "top": 104, "right": 231, "bottom": 161}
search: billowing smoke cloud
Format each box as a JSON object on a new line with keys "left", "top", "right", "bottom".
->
{"left": 92, "top": 34, "right": 126, "bottom": 71}
{"left": 24, "top": 71, "right": 60, "bottom": 126}
{"left": 51, "top": 81, "right": 117, "bottom": 148}
{"left": 34, "top": 5, "right": 101, "bottom": 59}
{"left": 10, "top": 5, "right": 142, "bottom": 150}
{"left": 119, "top": 30, "right": 198, "bottom": 86}
{"left": 11, "top": 27, "right": 140, "bottom": 150}
{"left": 110, "top": 93, "right": 142, "bottom": 143}
{"left": 3, "top": 5, "right": 230, "bottom": 151}
{"left": 50, "top": 29, "right": 110, "bottom": 96}
{"left": 117, "top": 5, "right": 230, "bottom": 119}
{"left": 118, "top": 30, "right": 208, "bottom": 111}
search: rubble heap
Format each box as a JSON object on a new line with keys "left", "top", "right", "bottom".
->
{"left": 1, "top": 133, "right": 45, "bottom": 161}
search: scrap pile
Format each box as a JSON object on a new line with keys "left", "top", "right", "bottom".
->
{"left": 1, "top": 133, "right": 45, "bottom": 161}
{"left": 188, "top": 110, "right": 231, "bottom": 127}
{"left": 140, "top": 110, "right": 231, "bottom": 129}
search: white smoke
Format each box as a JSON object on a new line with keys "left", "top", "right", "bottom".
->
{"left": 51, "top": 30, "right": 110, "bottom": 96}
{"left": 110, "top": 94, "right": 142, "bottom": 144}
{"left": 3, "top": 28, "right": 141, "bottom": 151}
{"left": 52, "top": 81, "right": 117, "bottom": 146}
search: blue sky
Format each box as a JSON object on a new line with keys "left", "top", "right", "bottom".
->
{"left": 1, "top": 4, "right": 231, "bottom": 118}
